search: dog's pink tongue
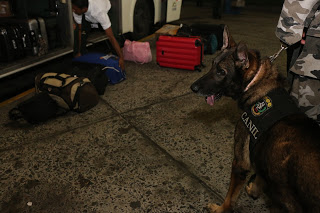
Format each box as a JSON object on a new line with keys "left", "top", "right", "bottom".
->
{"left": 206, "top": 95, "right": 215, "bottom": 106}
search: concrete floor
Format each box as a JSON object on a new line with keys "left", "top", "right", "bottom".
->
{"left": 0, "top": 3, "right": 286, "bottom": 213}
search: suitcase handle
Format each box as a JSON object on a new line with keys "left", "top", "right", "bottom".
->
{"left": 195, "top": 39, "right": 205, "bottom": 71}
{"left": 195, "top": 39, "right": 202, "bottom": 47}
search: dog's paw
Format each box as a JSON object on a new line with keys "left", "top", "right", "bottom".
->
{"left": 245, "top": 182, "right": 260, "bottom": 200}
{"left": 207, "top": 203, "right": 224, "bottom": 213}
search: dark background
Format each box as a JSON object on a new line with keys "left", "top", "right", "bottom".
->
{"left": 184, "top": 0, "right": 283, "bottom": 6}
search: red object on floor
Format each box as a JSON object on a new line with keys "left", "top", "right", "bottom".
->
{"left": 156, "top": 35, "right": 204, "bottom": 71}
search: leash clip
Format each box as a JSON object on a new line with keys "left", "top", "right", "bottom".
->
{"left": 269, "top": 44, "right": 288, "bottom": 63}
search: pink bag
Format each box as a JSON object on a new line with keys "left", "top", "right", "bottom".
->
{"left": 123, "top": 40, "right": 152, "bottom": 64}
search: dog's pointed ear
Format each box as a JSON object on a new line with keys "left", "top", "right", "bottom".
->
{"left": 221, "top": 25, "right": 236, "bottom": 50}
{"left": 235, "top": 42, "right": 249, "bottom": 69}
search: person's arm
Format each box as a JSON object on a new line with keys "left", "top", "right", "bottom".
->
{"left": 275, "top": 0, "right": 319, "bottom": 45}
{"left": 105, "top": 27, "right": 125, "bottom": 70}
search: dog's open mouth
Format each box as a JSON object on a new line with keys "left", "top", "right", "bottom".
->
{"left": 206, "top": 93, "right": 223, "bottom": 106}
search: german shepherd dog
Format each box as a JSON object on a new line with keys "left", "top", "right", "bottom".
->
{"left": 191, "top": 27, "right": 320, "bottom": 213}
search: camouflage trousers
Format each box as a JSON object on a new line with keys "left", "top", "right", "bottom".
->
{"left": 290, "top": 74, "right": 320, "bottom": 124}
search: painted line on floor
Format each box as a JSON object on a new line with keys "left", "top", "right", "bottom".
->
{"left": 0, "top": 88, "right": 35, "bottom": 108}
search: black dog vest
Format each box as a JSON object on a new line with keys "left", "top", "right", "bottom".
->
{"left": 241, "top": 88, "right": 301, "bottom": 154}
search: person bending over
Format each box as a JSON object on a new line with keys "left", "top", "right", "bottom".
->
{"left": 72, "top": 0, "right": 124, "bottom": 70}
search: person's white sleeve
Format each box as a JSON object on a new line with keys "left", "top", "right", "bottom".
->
{"left": 96, "top": 12, "right": 111, "bottom": 30}
{"left": 73, "top": 12, "right": 82, "bottom": 25}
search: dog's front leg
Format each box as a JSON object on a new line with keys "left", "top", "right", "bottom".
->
{"left": 246, "top": 174, "right": 265, "bottom": 200}
{"left": 208, "top": 160, "right": 249, "bottom": 213}
{"left": 208, "top": 122, "right": 251, "bottom": 213}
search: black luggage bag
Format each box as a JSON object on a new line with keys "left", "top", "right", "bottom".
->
{"left": 0, "top": 26, "right": 15, "bottom": 61}
{"left": 0, "top": 17, "right": 49, "bottom": 57}
{"left": 67, "top": 62, "right": 109, "bottom": 95}
{"left": 9, "top": 92, "right": 61, "bottom": 124}
{"left": 177, "top": 24, "right": 226, "bottom": 54}
{"left": 0, "top": 24, "right": 27, "bottom": 61}
{"left": 189, "top": 24, "right": 225, "bottom": 51}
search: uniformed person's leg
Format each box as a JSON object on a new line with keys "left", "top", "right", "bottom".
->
{"left": 290, "top": 75, "right": 320, "bottom": 125}
{"left": 286, "top": 42, "right": 303, "bottom": 92}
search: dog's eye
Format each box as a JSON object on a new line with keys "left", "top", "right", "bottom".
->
{"left": 217, "top": 69, "right": 226, "bottom": 76}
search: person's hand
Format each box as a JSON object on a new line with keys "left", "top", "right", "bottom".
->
{"left": 301, "top": 32, "right": 306, "bottom": 45}
{"left": 119, "top": 57, "right": 125, "bottom": 70}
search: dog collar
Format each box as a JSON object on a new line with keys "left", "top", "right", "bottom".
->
{"left": 244, "top": 65, "right": 263, "bottom": 92}
{"left": 241, "top": 88, "right": 301, "bottom": 155}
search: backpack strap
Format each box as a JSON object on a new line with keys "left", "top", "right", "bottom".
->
{"left": 39, "top": 73, "right": 79, "bottom": 94}
{"left": 40, "top": 73, "right": 71, "bottom": 87}
{"left": 102, "top": 66, "right": 121, "bottom": 73}
{"left": 70, "top": 78, "right": 91, "bottom": 110}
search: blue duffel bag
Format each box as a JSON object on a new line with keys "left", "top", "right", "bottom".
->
{"left": 72, "top": 53, "right": 126, "bottom": 84}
